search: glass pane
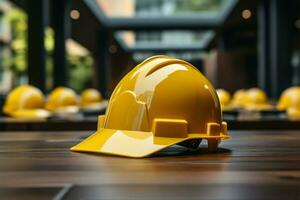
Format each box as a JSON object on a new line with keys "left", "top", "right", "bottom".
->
{"left": 97, "top": 0, "right": 233, "bottom": 18}
{"left": 133, "top": 52, "right": 206, "bottom": 62}
{"left": 116, "top": 30, "right": 214, "bottom": 47}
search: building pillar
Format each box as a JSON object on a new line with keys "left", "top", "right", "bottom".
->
{"left": 27, "top": 0, "right": 47, "bottom": 92}
{"left": 95, "top": 30, "right": 111, "bottom": 98}
{"left": 52, "top": 0, "right": 71, "bottom": 88}
{"left": 257, "top": 0, "right": 270, "bottom": 94}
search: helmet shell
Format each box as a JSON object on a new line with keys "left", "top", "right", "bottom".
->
{"left": 231, "top": 89, "right": 247, "bottom": 107}
{"left": 245, "top": 88, "right": 268, "bottom": 104}
{"left": 277, "top": 86, "right": 300, "bottom": 111}
{"left": 3, "top": 85, "right": 45, "bottom": 114}
{"left": 103, "top": 55, "right": 222, "bottom": 134}
{"left": 216, "top": 89, "right": 231, "bottom": 105}
{"left": 46, "top": 87, "right": 78, "bottom": 111}
{"left": 80, "top": 88, "right": 103, "bottom": 106}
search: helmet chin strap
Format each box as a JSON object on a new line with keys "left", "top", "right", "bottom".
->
{"left": 178, "top": 139, "right": 202, "bottom": 150}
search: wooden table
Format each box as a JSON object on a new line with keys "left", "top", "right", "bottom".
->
{"left": 2, "top": 116, "right": 300, "bottom": 131}
{"left": 0, "top": 130, "right": 299, "bottom": 199}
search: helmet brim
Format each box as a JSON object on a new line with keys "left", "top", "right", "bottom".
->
{"left": 80, "top": 100, "right": 108, "bottom": 111}
{"left": 70, "top": 128, "right": 208, "bottom": 158}
{"left": 9, "top": 109, "right": 50, "bottom": 119}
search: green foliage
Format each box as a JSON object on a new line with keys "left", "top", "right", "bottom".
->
{"left": 3, "top": 7, "right": 93, "bottom": 91}
{"left": 68, "top": 54, "right": 93, "bottom": 92}
{"left": 176, "top": 0, "right": 224, "bottom": 12}
{"left": 45, "top": 27, "right": 54, "bottom": 52}
{"left": 5, "top": 7, "right": 27, "bottom": 73}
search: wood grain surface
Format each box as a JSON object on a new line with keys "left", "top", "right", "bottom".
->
{"left": 2, "top": 116, "right": 300, "bottom": 131}
{"left": 0, "top": 130, "right": 299, "bottom": 199}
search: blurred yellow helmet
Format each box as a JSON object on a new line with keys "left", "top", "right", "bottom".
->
{"left": 286, "top": 93, "right": 300, "bottom": 119}
{"left": 71, "top": 55, "right": 229, "bottom": 158}
{"left": 3, "top": 85, "right": 49, "bottom": 119}
{"left": 216, "top": 89, "right": 231, "bottom": 111}
{"left": 231, "top": 89, "right": 247, "bottom": 108}
{"left": 80, "top": 89, "right": 103, "bottom": 106}
{"left": 245, "top": 88, "right": 268, "bottom": 104}
{"left": 244, "top": 88, "right": 272, "bottom": 111}
{"left": 46, "top": 87, "right": 78, "bottom": 112}
{"left": 277, "top": 86, "right": 300, "bottom": 111}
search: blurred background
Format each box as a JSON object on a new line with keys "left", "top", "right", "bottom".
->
{"left": 1, "top": 2, "right": 300, "bottom": 199}
{"left": 0, "top": 0, "right": 299, "bottom": 102}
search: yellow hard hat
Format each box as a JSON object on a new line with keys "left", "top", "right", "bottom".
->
{"left": 277, "top": 86, "right": 300, "bottom": 111}
{"left": 3, "top": 85, "right": 50, "bottom": 119}
{"left": 231, "top": 89, "right": 247, "bottom": 108}
{"left": 244, "top": 88, "right": 273, "bottom": 111}
{"left": 245, "top": 88, "right": 268, "bottom": 104}
{"left": 46, "top": 87, "right": 78, "bottom": 112}
{"left": 216, "top": 89, "right": 231, "bottom": 110}
{"left": 71, "top": 55, "right": 229, "bottom": 158}
{"left": 80, "top": 88, "right": 102, "bottom": 106}
{"left": 286, "top": 92, "right": 300, "bottom": 119}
